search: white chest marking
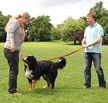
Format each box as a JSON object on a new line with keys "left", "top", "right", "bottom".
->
{"left": 25, "top": 67, "right": 33, "bottom": 79}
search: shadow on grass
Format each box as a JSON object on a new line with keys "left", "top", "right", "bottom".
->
{"left": 66, "top": 43, "right": 82, "bottom": 46}
{"left": 22, "top": 86, "right": 84, "bottom": 95}
{"left": 22, "top": 85, "right": 108, "bottom": 96}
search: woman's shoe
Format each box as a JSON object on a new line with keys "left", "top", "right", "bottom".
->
{"left": 13, "top": 91, "right": 22, "bottom": 95}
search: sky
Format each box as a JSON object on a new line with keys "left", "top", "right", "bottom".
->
{"left": 0, "top": 0, "right": 108, "bottom": 27}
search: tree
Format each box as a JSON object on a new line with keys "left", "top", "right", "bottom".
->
{"left": 71, "top": 30, "right": 84, "bottom": 45}
{"left": 0, "top": 15, "right": 10, "bottom": 42}
{"left": 60, "top": 17, "right": 85, "bottom": 41}
{"left": 50, "top": 26, "right": 61, "bottom": 40}
{"left": 0, "top": 11, "right": 3, "bottom": 16}
{"left": 89, "top": 1, "right": 108, "bottom": 44}
{"left": 28, "top": 16, "right": 52, "bottom": 41}
{"left": 90, "top": 1, "right": 108, "bottom": 21}
{"left": 24, "top": 18, "right": 33, "bottom": 41}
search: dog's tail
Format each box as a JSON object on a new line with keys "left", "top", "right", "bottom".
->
{"left": 56, "top": 57, "right": 66, "bottom": 69}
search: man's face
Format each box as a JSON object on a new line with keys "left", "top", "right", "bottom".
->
{"left": 86, "top": 15, "right": 94, "bottom": 25}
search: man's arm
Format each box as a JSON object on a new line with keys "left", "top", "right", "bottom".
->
{"left": 83, "top": 35, "right": 102, "bottom": 48}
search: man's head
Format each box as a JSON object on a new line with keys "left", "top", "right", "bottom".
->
{"left": 86, "top": 12, "right": 96, "bottom": 26}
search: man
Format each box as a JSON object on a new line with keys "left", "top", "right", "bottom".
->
{"left": 82, "top": 12, "right": 106, "bottom": 88}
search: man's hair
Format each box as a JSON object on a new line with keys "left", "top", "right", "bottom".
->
{"left": 87, "top": 12, "right": 96, "bottom": 21}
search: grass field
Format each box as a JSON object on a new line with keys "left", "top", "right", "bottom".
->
{"left": 0, "top": 41, "right": 108, "bottom": 103}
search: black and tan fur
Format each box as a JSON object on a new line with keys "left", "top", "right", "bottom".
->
{"left": 23, "top": 55, "right": 66, "bottom": 90}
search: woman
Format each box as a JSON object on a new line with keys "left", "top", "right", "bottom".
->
{"left": 4, "top": 12, "right": 30, "bottom": 95}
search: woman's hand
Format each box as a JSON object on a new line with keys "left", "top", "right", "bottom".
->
{"left": 10, "top": 46, "right": 15, "bottom": 52}
{"left": 19, "top": 51, "right": 23, "bottom": 59}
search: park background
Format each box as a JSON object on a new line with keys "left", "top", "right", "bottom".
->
{"left": 0, "top": 1, "right": 108, "bottom": 103}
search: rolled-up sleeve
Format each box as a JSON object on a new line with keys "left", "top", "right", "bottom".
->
{"left": 7, "top": 20, "right": 18, "bottom": 38}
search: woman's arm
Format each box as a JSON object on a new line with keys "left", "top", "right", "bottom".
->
{"left": 10, "top": 38, "right": 15, "bottom": 52}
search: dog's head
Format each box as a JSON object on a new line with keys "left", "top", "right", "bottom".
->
{"left": 23, "top": 55, "right": 37, "bottom": 67}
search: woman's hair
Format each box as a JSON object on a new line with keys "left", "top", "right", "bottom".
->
{"left": 21, "top": 12, "right": 30, "bottom": 20}
{"left": 87, "top": 12, "right": 96, "bottom": 21}
{"left": 5, "top": 12, "right": 30, "bottom": 32}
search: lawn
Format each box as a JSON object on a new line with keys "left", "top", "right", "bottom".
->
{"left": 0, "top": 41, "right": 108, "bottom": 103}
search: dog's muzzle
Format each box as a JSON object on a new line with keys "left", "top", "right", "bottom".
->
{"left": 22, "top": 58, "right": 24, "bottom": 62}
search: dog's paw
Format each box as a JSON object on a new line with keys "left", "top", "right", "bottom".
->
{"left": 43, "top": 85, "right": 48, "bottom": 88}
{"left": 29, "top": 88, "right": 32, "bottom": 91}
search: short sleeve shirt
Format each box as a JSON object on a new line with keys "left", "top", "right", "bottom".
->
{"left": 84, "top": 22, "right": 104, "bottom": 53}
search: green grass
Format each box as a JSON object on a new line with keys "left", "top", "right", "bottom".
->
{"left": 0, "top": 41, "right": 108, "bottom": 103}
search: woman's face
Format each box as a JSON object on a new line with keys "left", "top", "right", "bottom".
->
{"left": 22, "top": 16, "right": 29, "bottom": 24}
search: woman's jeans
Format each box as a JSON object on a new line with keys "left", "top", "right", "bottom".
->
{"left": 4, "top": 48, "right": 19, "bottom": 93}
{"left": 84, "top": 52, "right": 106, "bottom": 88}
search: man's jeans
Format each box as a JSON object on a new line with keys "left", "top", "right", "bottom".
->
{"left": 84, "top": 52, "right": 106, "bottom": 88}
{"left": 4, "top": 48, "right": 19, "bottom": 93}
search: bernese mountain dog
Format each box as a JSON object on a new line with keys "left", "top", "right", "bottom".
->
{"left": 22, "top": 55, "right": 66, "bottom": 90}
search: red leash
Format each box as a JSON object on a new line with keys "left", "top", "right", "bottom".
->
{"left": 45, "top": 46, "right": 84, "bottom": 61}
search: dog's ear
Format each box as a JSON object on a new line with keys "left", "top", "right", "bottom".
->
{"left": 27, "top": 56, "right": 37, "bottom": 63}
{"left": 31, "top": 56, "right": 37, "bottom": 63}
{"left": 29, "top": 56, "right": 38, "bottom": 70}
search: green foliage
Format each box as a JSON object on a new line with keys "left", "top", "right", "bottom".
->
{"left": 90, "top": 1, "right": 104, "bottom": 20}
{"left": 60, "top": 17, "right": 85, "bottom": 41}
{"left": 24, "top": 19, "right": 32, "bottom": 41}
{"left": 50, "top": 27, "right": 61, "bottom": 40}
{"left": 0, "top": 1, "right": 108, "bottom": 44}
{"left": 0, "top": 42, "right": 108, "bottom": 103}
{"left": 28, "top": 16, "right": 52, "bottom": 41}
{"left": 89, "top": 1, "right": 108, "bottom": 44}
{"left": 90, "top": 1, "right": 108, "bottom": 24}
{"left": 103, "top": 33, "right": 108, "bottom": 44}
{"left": 0, "top": 11, "right": 3, "bottom": 16}
{"left": 0, "top": 15, "right": 10, "bottom": 42}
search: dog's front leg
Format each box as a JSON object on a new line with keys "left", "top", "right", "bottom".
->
{"left": 28, "top": 79, "right": 33, "bottom": 91}
{"left": 29, "top": 82, "right": 32, "bottom": 91}
{"left": 32, "top": 80, "right": 37, "bottom": 89}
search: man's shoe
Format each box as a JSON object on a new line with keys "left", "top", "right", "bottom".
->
{"left": 100, "top": 86, "right": 106, "bottom": 89}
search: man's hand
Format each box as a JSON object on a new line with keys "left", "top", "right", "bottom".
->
{"left": 82, "top": 44, "right": 90, "bottom": 48}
